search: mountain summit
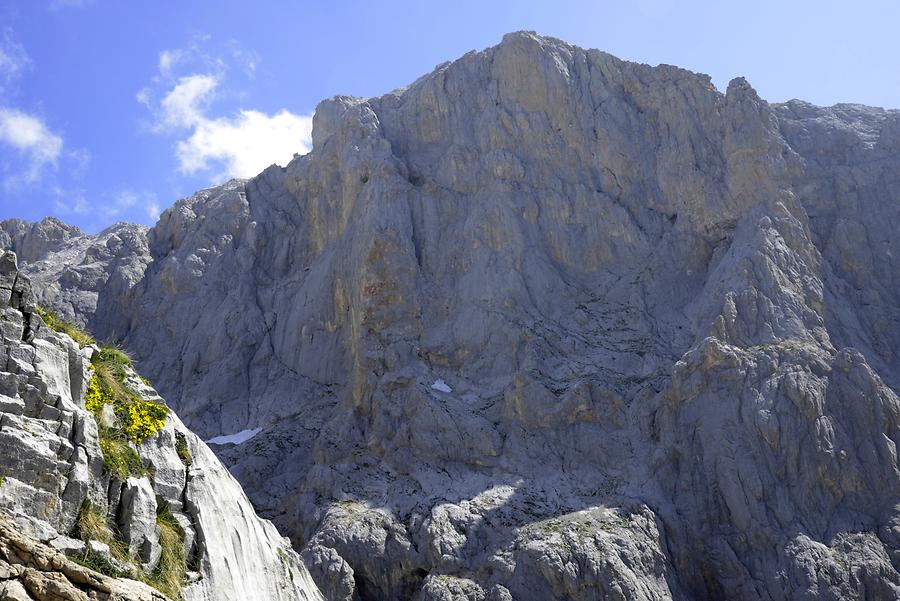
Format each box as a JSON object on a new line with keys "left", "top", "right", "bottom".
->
{"left": 4, "top": 32, "right": 900, "bottom": 600}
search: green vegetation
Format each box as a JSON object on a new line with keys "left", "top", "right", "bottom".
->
{"left": 42, "top": 318, "right": 184, "bottom": 600}
{"left": 72, "top": 500, "right": 130, "bottom": 567}
{"left": 69, "top": 548, "right": 131, "bottom": 578}
{"left": 98, "top": 433, "right": 146, "bottom": 480}
{"left": 174, "top": 432, "right": 193, "bottom": 467}
{"left": 69, "top": 503, "right": 131, "bottom": 579}
{"left": 141, "top": 503, "right": 187, "bottom": 600}
{"left": 35, "top": 305, "right": 96, "bottom": 347}
{"left": 72, "top": 500, "right": 188, "bottom": 599}
{"left": 84, "top": 344, "right": 168, "bottom": 480}
{"left": 90, "top": 346, "right": 168, "bottom": 445}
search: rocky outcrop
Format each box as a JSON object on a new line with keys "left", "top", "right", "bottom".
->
{"left": 0, "top": 218, "right": 83, "bottom": 265}
{"left": 7, "top": 31, "right": 900, "bottom": 600}
{"left": 0, "top": 250, "right": 322, "bottom": 601}
{"left": 0, "top": 219, "right": 150, "bottom": 330}
{"left": 0, "top": 517, "right": 168, "bottom": 601}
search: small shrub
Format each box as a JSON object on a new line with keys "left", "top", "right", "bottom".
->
{"left": 35, "top": 306, "right": 95, "bottom": 347}
{"left": 99, "top": 431, "right": 146, "bottom": 480}
{"left": 123, "top": 401, "right": 169, "bottom": 444}
{"left": 174, "top": 432, "right": 193, "bottom": 467}
{"left": 72, "top": 499, "right": 115, "bottom": 544}
{"left": 72, "top": 499, "right": 129, "bottom": 560}
{"left": 85, "top": 375, "right": 106, "bottom": 415}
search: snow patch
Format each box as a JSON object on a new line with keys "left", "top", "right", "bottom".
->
{"left": 206, "top": 427, "right": 262, "bottom": 445}
{"left": 431, "top": 379, "right": 452, "bottom": 393}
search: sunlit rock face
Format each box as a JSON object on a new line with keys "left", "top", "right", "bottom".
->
{"left": 0, "top": 250, "right": 322, "bottom": 601}
{"left": 7, "top": 31, "right": 900, "bottom": 601}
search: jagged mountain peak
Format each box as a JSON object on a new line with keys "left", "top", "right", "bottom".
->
{"left": 4, "top": 32, "right": 900, "bottom": 601}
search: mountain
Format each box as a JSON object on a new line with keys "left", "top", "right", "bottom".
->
{"left": 3, "top": 31, "right": 900, "bottom": 600}
{"left": 0, "top": 250, "right": 322, "bottom": 600}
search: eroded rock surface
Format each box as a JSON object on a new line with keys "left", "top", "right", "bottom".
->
{"left": 7, "top": 32, "right": 900, "bottom": 600}
{"left": 0, "top": 517, "right": 168, "bottom": 601}
{"left": 0, "top": 251, "right": 322, "bottom": 601}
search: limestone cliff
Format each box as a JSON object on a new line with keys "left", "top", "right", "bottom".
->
{"left": 5, "top": 31, "right": 900, "bottom": 601}
{"left": 0, "top": 251, "right": 322, "bottom": 600}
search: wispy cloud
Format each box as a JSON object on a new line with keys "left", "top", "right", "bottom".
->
{"left": 53, "top": 189, "right": 160, "bottom": 224}
{"left": 158, "top": 49, "right": 183, "bottom": 76}
{"left": 157, "top": 73, "right": 219, "bottom": 130}
{"left": 138, "top": 36, "right": 312, "bottom": 181}
{"left": 0, "top": 28, "right": 31, "bottom": 90}
{"left": 0, "top": 28, "right": 90, "bottom": 191}
{"left": 109, "top": 190, "right": 161, "bottom": 221}
{"left": 49, "top": 0, "right": 95, "bottom": 11}
{"left": 0, "top": 107, "right": 64, "bottom": 183}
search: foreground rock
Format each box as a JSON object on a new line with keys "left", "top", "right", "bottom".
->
{"left": 7, "top": 32, "right": 900, "bottom": 600}
{"left": 0, "top": 251, "right": 322, "bottom": 600}
{"left": 0, "top": 517, "right": 168, "bottom": 601}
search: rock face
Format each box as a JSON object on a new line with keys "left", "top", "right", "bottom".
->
{"left": 7, "top": 31, "right": 900, "bottom": 600}
{"left": 0, "top": 220, "right": 150, "bottom": 331}
{"left": 0, "top": 251, "right": 322, "bottom": 601}
{"left": 0, "top": 517, "right": 169, "bottom": 601}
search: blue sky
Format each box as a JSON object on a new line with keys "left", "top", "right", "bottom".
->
{"left": 0, "top": 0, "right": 898, "bottom": 232}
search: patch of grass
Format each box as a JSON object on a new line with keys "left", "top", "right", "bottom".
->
{"left": 70, "top": 549, "right": 131, "bottom": 579}
{"left": 98, "top": 430, "right": 146, "bottom": 480}
{"left": 72, "top": 500, "right": 130, "bottom": 564}
{"left": 73, "top": 500, "right": 116, "bottom": 545}
{"left": 35, "top": 305, "right": 95, "bottom": 347}
{"left": 174, "top": 432, "right": 192, "bottom": 467}
{"left": 141, "top": 502, "right": 187, "bottom": 600}
{"left": 96, "top": 346, "right": 133, "bottom": 367}
{"left": 71, "top": 491, "right": 188, "bottom": 600}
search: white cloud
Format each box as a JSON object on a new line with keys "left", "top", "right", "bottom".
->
{"left": 140, "top": 40, "right": 312, "bottom": 180}
{"left": 53, "top": 191, "right": 90, "bottom": 215}
{"left": 175, "top": 109, "right": 312, "bottom": 179}
{"left": 135, "top": 87, "right": 151, "bottom": 109}
{"left": 158, "top": 73, "right": 219, "bottom": 130}
{"left": 0, "top": 107, "right": 63, "bottom": 182}
{"left": 228, "top": 41, "right": 260, "bottom": 78}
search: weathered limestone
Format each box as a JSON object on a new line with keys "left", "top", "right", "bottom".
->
{"left": 5, "top": 31, "right": 900, "bottom": 601}
{"left": 0, "top": 250, "right": 323, "bottom": 601}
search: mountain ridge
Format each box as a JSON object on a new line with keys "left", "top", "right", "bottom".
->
{"left": 4, "top": 30, "right": 900, "bottom": 601}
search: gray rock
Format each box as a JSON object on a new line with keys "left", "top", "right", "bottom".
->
{"left": 0, "top": 250, "right": 323, "bottom": 601}
{"left": 117, "top": 477, "right": 161, "bottom": 571}
{"left": 47, "top": 535, "right": 86, "bottom": 556}
{"left": 6, "top": 31, "right": 900, "bottom": 601}
{"left": 0, "top": 580, "right": 31, "bottom": 601}
{"left": 0, "top": 220, "right": 149, "bottom": 329}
